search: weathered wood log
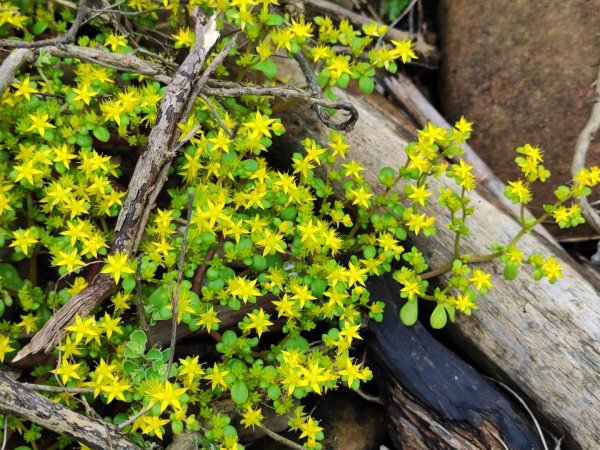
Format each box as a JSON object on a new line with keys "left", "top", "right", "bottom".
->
{"left": 366, "top": 275, "right": 542, "bottom": 450}
{"left": 281, "top": 89, "right": 600, "bottom": 449}
{"left": 0, "top": 371, "right": 137, "bottom": 450}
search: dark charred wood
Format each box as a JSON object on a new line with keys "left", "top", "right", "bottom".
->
{"left": 365, "top": 275, "right": 543, "bottom": 450}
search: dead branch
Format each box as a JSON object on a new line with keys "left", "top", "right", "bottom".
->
{"left": 13, "top": 9, "right": 220, "bottom": 362}
{"left": 0, "top": 0, "right": 90, "bottom": 49}
{"left": 0, "top": 48, "right": 34, "bottom": 96}
{"left": 40, "top": 45, "right": 358, "bottom": 129}
{"left": 43, "top": 44, "right": 173, "bottom": 83}
{"left": 0, "top": 371, "right": 137, "bottom": 450}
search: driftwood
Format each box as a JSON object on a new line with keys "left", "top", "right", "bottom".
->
{"left": 0, "top": 372, "right": 136, "bottom": 450}
{"left": 366, "top": 276, "right": 542, "bottom": 450}
{"left": 282, "top": 89, "right": 600, "bottom": 450}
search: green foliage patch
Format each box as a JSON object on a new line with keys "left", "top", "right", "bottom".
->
{"left": 0, "top": 0, "right": 598, "bottom": 449}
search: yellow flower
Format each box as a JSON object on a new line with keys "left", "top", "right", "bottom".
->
{"left": 391, "top": 39, "right": 418, "bottom": 63}
{"left": 149, "top": 380, "right": 187, "bottom": 413}
{"left": 348, "top": 185, "right": 372, "bottom": 209}
{"left": 52, "top": 360, "right": 83, "bottom": 384}
{"left": 12, "top": 75, "right": 37, "bottom": 100}
{"left": 26, "top": 110, "right": 55, "bottom": 137}
{"left": 241, "top": 406, "right": 264, "bottom": 429}
{"left": 104, "top": 32, "right": 128, "bottom": 52}
{"left": 243, "top": 110, "right": 276, "bottom": 139}
{"left": 542, "top": 257, "right": 562, "bottom": 283}
{"left": 257, "top": 229, "right": 286, "bottom": 256}
{"left": 9, "top": 228, "right": 38, "bottom": 256}
{"left": 0, "top": 334, "right": 15, "bottom": 362}
{"left": 246, "top": 308, "right": 274, "bottom": 337}
{"left": 204, "top": 363, "right": 230, "bottom": 390}
{"left": 53, "top": 248, "right": 84, "bottom": 272}
{"left": 73, "top": 84, "right": 99, "bottom": 105}
{"left": 171, "top": 27, "right": 195, "bottom": 48}
{"left": 469, "top": 269, "right": 493, "bottom": 292}
{"left": 101, "top": 251, "right": 135, "bottom": 283}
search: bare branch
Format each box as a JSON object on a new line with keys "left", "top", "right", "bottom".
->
{"left": 43, "top": 44, "right": 173, "bottom": 84}
{"left": 0, "top": 372, "right": 136, "bottom": 450}
{"left": 13, "top": 9, "right": 220, "bottom": 362}
{"left": 0, "top": 0, "right": 90, "bottom": 49}
{"left": 0, "top": 48, "right": 34, "bottom": 97}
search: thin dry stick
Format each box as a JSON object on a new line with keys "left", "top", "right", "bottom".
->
{"left": 13, "top": 9, "right": 220, "bottom": 362}
{"left": 354, "top": 388, "right": 384, "bottom": 405}
{"left": 571, "top": 65, "right": 600, "bottom": 262}
{"left": 118, "top": 185, "right": 194, "bottom": 433}
{"left": 491, "top": 380, "right": 549, "bottom": 450}
{"left": 183, "top": 35, "right": 239, "bottom": 120}
{"left": 165, "top": 193, "right": 194, "bottom": 380}
{"left": 293, "top": 49, "right": 358, "bottom": 131}
{"left": 258, "top": 424, "right": 305, "bottom": 450}
{"left": 0, "top": 0, "right": 90, "bottom": 49}
{"left": 375, "top": 0, "right": 419, "bottom": 48}
{"left": 200, "top": 93, "right": 232, "bottom": 135}
{"left": 135, "top": 254, "right": 151, "bottom": 337}
{"left": 21, "top": 383, "right": 94, "bottom": 394}
{"left": 489, "top": 431, "right": 510, "bottom": 450}
{"left": 1, "top": 415, "right": 7, "bottom": 450}
{"left": 0, "top": 48, "right": 34, "bottom": 96}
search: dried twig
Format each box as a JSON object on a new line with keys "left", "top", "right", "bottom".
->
{"left": 200, "top": 93, "right": 232, "bottom": 136}
{"left": 1, "top": 414, "right": 7, "bottom": 450}
{"left": 0, "top": 0, "right": 90, "bottom": 49}
{"left": 375, "top": 0, "right": 419, "bottom": 48}
{"left": 258, "top": 424, "right": 305, "bottom": 450}
{"left": 135, "top": 254, "right": 151, "bottom": 337}
{"left": 491, "top": 380, "right": 549, "bottom": 450}
{"left": 21, "top": 383, "right": 94, "bottom": 394}
{"left": 43, "top": 44, "right": 173, "bottom": 83}
{"left": 0, "top": 48, "right": 34, "bottom": 97}
{"left": 13, "top": 9, "right": 220, "bottom": 362}
{"left": 165, "top": 193, "right": 194, "bottom": 380}
{"left": 293, "top": 49, "right": 358, "bottom": 131}
{"left": 0, "top": 372, "right": 136, "bottom": 450}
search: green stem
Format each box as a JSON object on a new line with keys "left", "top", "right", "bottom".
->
{"left": 452, "top": 186, "right": 468, "bottom": 259}
{"left": 99, "top": 216, "right": 109, "bottom": 235}
{"left": 420, "top": 251, "right": 503, "bottom": 280}
{"left": 26, "top": 193, "right": 37, "bottom": 287}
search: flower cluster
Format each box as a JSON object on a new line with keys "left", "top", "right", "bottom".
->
{"left": 0, "top": 0, "right": 598, "bottom": 449}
